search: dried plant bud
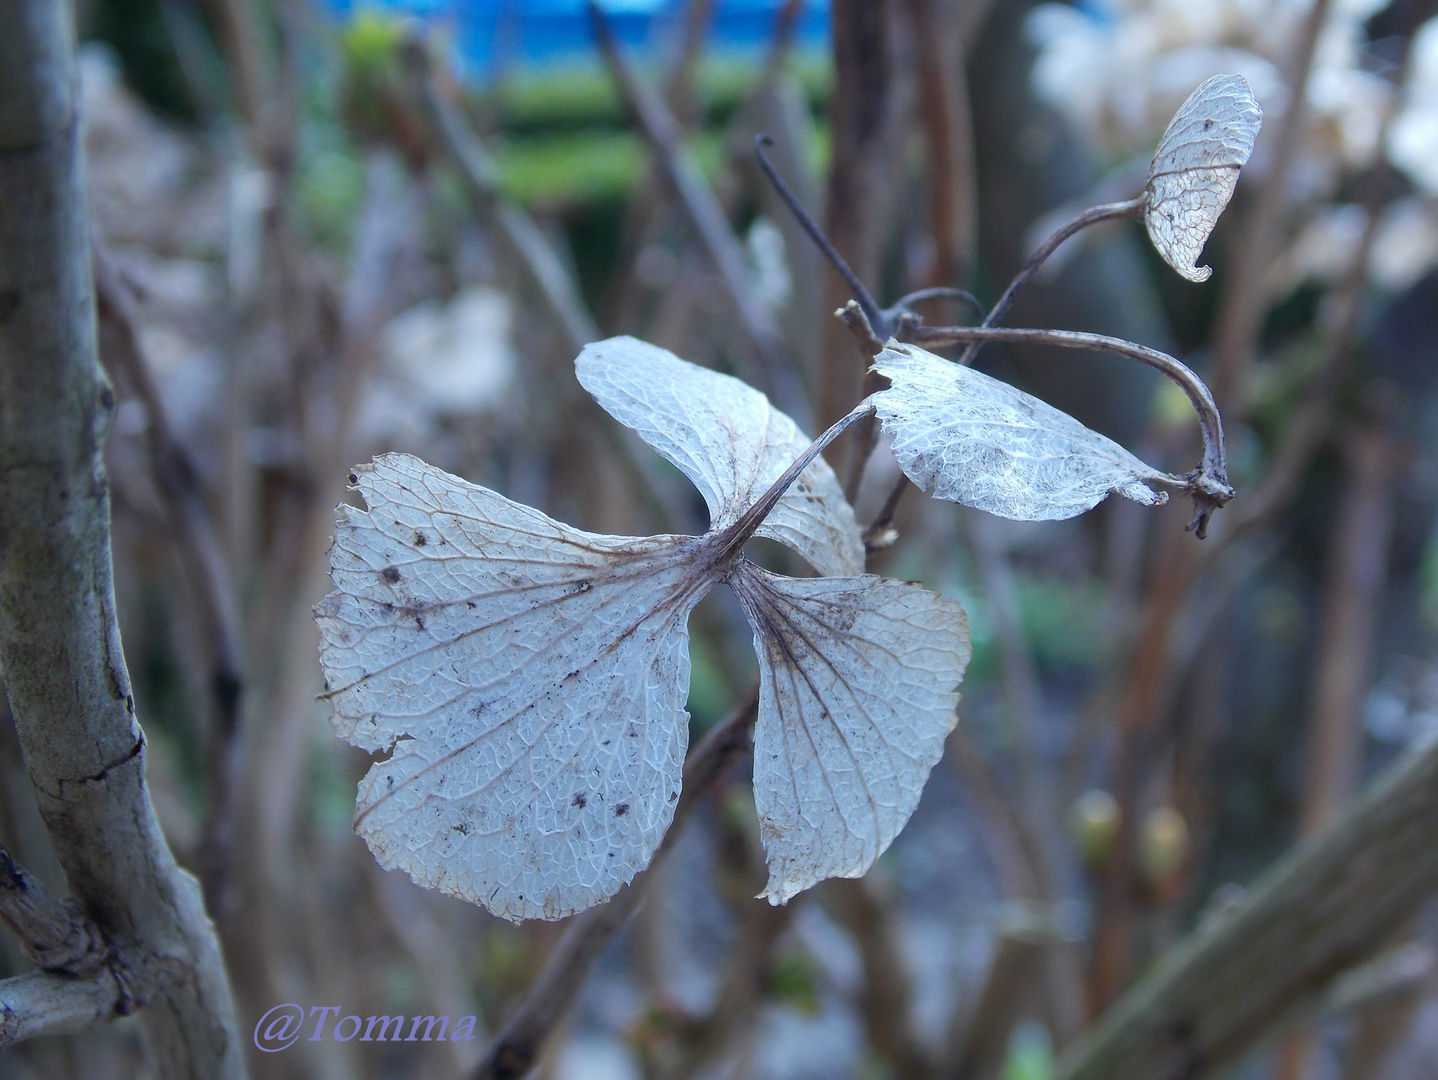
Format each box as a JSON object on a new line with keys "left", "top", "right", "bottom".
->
{"left": 871, "top": 343, "right": 1171, "bottom": 520}
{"left": 1145, "top": 74, "right": 1263, "bottom": 283}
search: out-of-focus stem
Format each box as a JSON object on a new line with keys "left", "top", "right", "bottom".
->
{"left": 471, "top": 688, "right": 760, "bottom": 1080}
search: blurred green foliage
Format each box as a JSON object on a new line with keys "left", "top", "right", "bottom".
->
{"left": 1002, "top": 1020, "right": 1055, "bottom": 1080}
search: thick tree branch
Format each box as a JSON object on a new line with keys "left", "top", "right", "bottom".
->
{"left": 1057, "top": 736, "right": 1438, "bottom": 1080}
{"left": 0, "top": 3, "right": 244, "bottom": 1073}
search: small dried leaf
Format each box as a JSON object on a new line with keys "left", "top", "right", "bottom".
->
{"left": 315, "top": 454, "right": 717, "bottom": 922}
{"left": 577, "top": 336, "right": 863, "bottom": 576}
{"left": 729, "top": 563, "right": 970, "bottom": 903}
{"left": 871, "top": 343, "right": 1170, "bottom": 519}
{"left": 1146, "top": 73, "right": 1262, "bottom": 282}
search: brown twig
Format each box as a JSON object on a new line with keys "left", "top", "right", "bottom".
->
{"left": 588, "top": 1, "right": 804, "bottom": 418}
{"left": 400, "top": 36, "right": 599, "bottom": 356}
{"left": 825, "top": 875, "right": 933, "bottom": 1078}
{"left": 955, "top": 198, "right": 1146, "bottom": 368}
{"left": 943, "top": 904, "right": 1065, "bottom": 1080}
{"left": 92, "top": 244, "right": 248, "bottom": 917}
{"left": 664, "top": 900, "right": 794, "bottom": 1080}
{"left": 471, "top": 687, "right": 760, "bottom": 1080}
{"left": 0, "top": 970, "right": 133, "bottom": 1051}
{"left": 816, "top": 0, "right": 916, "bottom": 432}
{"left": 904, "top": 0, "right": 988, "bottom": 291}
{"left": 1209, "top": 0, "right": 1335, "bottom": 408}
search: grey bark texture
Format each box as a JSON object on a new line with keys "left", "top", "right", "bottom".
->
{"left": 0, "top": 3, "right": 245, "bottom": 1076}
{"left": 1056, "top": 736, "right": 1438, "bottom": 1080}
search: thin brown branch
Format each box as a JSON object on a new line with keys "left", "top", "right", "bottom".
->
{"left": 825, "top": 875, "right": 933, "bottom": 1078}
{"left": 92, "top": 244, "right": 248, "bottom": 917}
{"left": 588, "top": 2, "right": 803, "bottom": 416}
{"left": 400, "top": 36, "right": 599, "bottom": 357}
{"left": 956, "top": 197, "right": 1145, "bottom": 368}
{"left": 817, "top": 0, "right": 916, "bottom": 433}
{"left": 665, "top": 900, "right": 793, "bottom": 1080}
{"left": 471, "top": 687, "right": 761, "bottom": 1080}
{"left": 904, "top": 0, "right": 991, "bottom": 290}
{"left": 1057, "top": 735, "right": 1438, "bottom": 1080}
{"left": 1210, "top": 0, "right": 1334, "bottom": 408}
{"left": 943, "top": 905, "right": 1063, "bottom": 1080}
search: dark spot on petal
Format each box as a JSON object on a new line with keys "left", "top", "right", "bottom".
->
{"left": 415, "top": 615, "right": 425, "bottom": 631}
{"left": 572, "top": 792, "right": 587, "bottom": 809}
{"left": 614, "top": 803, "right": 629, "bottom": 817}
{"left": 414, "top": 531, "right": 427, "bottom": 546}
{"left": 382, "top": 566, "right": 401, "bottom": 583}
{"left": 348, "top": 472, "right": 359, "bottom": 484}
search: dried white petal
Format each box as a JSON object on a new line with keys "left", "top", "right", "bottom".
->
{"left": 577, "top": 336, "right": 863, "bottom": 576}
{"left": 730, "top": 564, "right": 969, "bottom": 903}
{"left": 315, "top": 453, "right": 717, "bottom": 922}
{"left": 872, "top": 343, "right": 1169, "bottom": 519}
{"left": 1146, "top": 74, "right": 1262, "bottom": 282}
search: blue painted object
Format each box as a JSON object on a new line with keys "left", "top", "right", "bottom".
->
{"left": 319, "top": 1, "right": 829, "bottom": 72}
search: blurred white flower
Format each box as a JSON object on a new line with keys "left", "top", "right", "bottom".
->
{"left": 1026, "top": 0, "right": 1392, "bottom": 195}
{"left": 1389, "top": 18, "right": 1438, "bottom": 196}
{"left": 1370, "top": 196, "right": 1438, "bottom": 289}
{"left": 355, "top": 287, "right": 517, "bottom": 445}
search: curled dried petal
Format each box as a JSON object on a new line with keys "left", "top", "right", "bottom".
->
{"left": 1146, "top": 74, "right": 1263, "bottom": 283}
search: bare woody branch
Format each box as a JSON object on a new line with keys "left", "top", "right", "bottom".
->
{"left": 1057, "top": 736, "right": 1438, "bottom": 1080}
{"left": 0, "top": 970, "right": 131, "bottom": 1051}
{"left": 0, "top": 844, "right": 112, "bottom": 979}
{"left": 0, "top": 2, "right": 244, "bottom": 1073}
{"left": 0, "top": 844, "right": 133, "bottom": 1051}
{"left": 472, "top": 688, "right": 759, "bottom": 1080}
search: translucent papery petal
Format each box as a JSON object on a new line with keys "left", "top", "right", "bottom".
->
{"left": 577, "top": 336, "right": 864, "bottom": 576}
{"left": 315, "top": 453, "right": 718, "bottom": 922}
{"left": 729, "top": 563, "right": 971, "bottom": 904}
{"left": 1146, "top": 73, "right": 1263, "bottom": 282}
{"left": 872, "top": 343, "right": 1169, "bottom": 520}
